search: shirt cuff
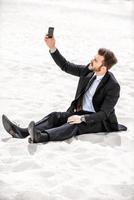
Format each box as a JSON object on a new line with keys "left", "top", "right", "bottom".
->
{"left": 49, "top": 47, "right": 57, "bottom": 53}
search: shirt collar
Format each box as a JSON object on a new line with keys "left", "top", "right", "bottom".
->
{"left": 95, "top": 73, "right": 105, "bottom": 81}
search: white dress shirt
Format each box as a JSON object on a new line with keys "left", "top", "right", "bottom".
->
{"left": 82, "top": 74, "right": 104, "bottom": 112}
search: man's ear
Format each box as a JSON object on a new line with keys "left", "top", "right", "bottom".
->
{"left": 101, "top": 66, "right": 107, "bottom": 72}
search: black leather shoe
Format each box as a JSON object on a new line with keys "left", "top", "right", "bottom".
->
{"left": 2, "top": 115, "right": 24, "bottom": 138}
{"left": 28, "top": 121, "right": 48, "bottom": 143}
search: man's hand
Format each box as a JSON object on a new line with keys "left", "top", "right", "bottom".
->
{"left": 44, "top": 35, "right": 56, "bottom": 49}
{"left": 67, "top": 115, "right": 81, "bottom": 124}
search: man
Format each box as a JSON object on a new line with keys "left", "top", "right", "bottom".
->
{"left": 2, "top": 35, "right": 127, "bottom": 143}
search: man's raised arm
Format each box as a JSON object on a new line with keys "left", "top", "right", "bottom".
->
{"left": 44, "top": 35, "right": 90, "bottom": 77}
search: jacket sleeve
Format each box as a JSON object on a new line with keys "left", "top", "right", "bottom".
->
{"left": 84, "top": 83, "right": 120, "bottom": 124}
{"left": 50, "top": 49, "right": 90, "bottom": 77}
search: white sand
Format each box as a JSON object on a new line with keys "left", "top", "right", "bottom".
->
{"left": 0, "top": 0, "right": 134, "bottom": 199}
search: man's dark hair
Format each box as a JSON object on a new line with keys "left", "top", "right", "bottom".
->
{"left": 98, "top": 48, "right": 118, "bottom": 70}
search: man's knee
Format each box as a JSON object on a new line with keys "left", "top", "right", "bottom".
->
{"left": 49, "top": 111, "right": 61, "bottom": 119}
{"left": 49, "top": 111, "right": 70, "bottom": 120}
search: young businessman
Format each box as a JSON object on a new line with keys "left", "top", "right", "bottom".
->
{"left": 2, "top": 35, "right": 127, "bottom": 143}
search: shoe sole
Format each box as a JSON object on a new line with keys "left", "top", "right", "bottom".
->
{"left": 28, "top": 137, "right": 33, "bottom": 144}
{"left": 2, "top": 115, "right": 23, "bottom": 138}
{"left": 2, "top": 115, "right": 19, "bottom": 138}
{"left": 28, "top": 121, "right": 35, "bottom": 143}
{"left": 2, "top": 115, "right": 12, "bottom": 133}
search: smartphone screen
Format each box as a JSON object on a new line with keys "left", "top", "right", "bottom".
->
{"left": 48, "top": 27, "right": 54, "bottom": 38}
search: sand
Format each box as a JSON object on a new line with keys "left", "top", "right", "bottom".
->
{"left": 0, "top": 0, "right": 134, "bottom": 199}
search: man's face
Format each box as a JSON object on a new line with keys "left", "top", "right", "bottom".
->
{"left": 90, "top": 54, "right": 105, "bottom": 72}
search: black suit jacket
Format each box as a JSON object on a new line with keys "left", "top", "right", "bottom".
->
{"left": 50, "top": 49, "right": 126, "bottom": 132}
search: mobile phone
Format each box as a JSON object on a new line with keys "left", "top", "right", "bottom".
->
{"left": 47, "top": 27, "right": 54, "bottom": 38}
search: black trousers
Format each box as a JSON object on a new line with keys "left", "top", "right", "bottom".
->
{"left": 32, "top": 111, "right": 106, "bottom": 141}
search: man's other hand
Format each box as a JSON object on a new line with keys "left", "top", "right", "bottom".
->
{"left": 44, "top": 35, "right": 56, "bottom": 49}
{"left": 67, "top": 115, "right": 81, "bottom": 124}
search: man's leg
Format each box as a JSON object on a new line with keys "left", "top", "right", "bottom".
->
{"left": 28, "top": 121, "right": 78, "bottom": 143}
{"left": 46, "top": 121, "right": 106, "bottom": 141}
{"left": 2, "top": 112, "right": 72, "bottom": 139}
{"left": 76, "top": 121, "right": 106, "bottom": 135}
{"left": 28, "top": 112, "right": 106, "bottom": 143}
{"left": 35, "top": 111, "right": 71, "bottom": 131}
{"left": 44, "top": 123, "right": 78, "bottom": 141}
{"left": 28, "top": 112, "right": 75, "bottom": 143}
{"left": 28, "top": 111, "right": 106, "bottom": 143}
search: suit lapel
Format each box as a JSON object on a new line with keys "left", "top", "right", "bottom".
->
{"left": 76, "top": 72, "right": 94, "bottom": 99}
{"left": 75, "top": 70, "right": 110, "bottom": 101}
{"left": 84, "top": 75, "right": 97, "bottom": 93}
{"left": 94, "top": 71, "right": 110, "bottom": 95}
{"left": 82, "top": 72, "right": 94, "bottom": 90}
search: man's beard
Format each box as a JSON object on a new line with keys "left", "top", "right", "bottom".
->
{"left": 90, "top": 62, "right": 102, "bottom": 72}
